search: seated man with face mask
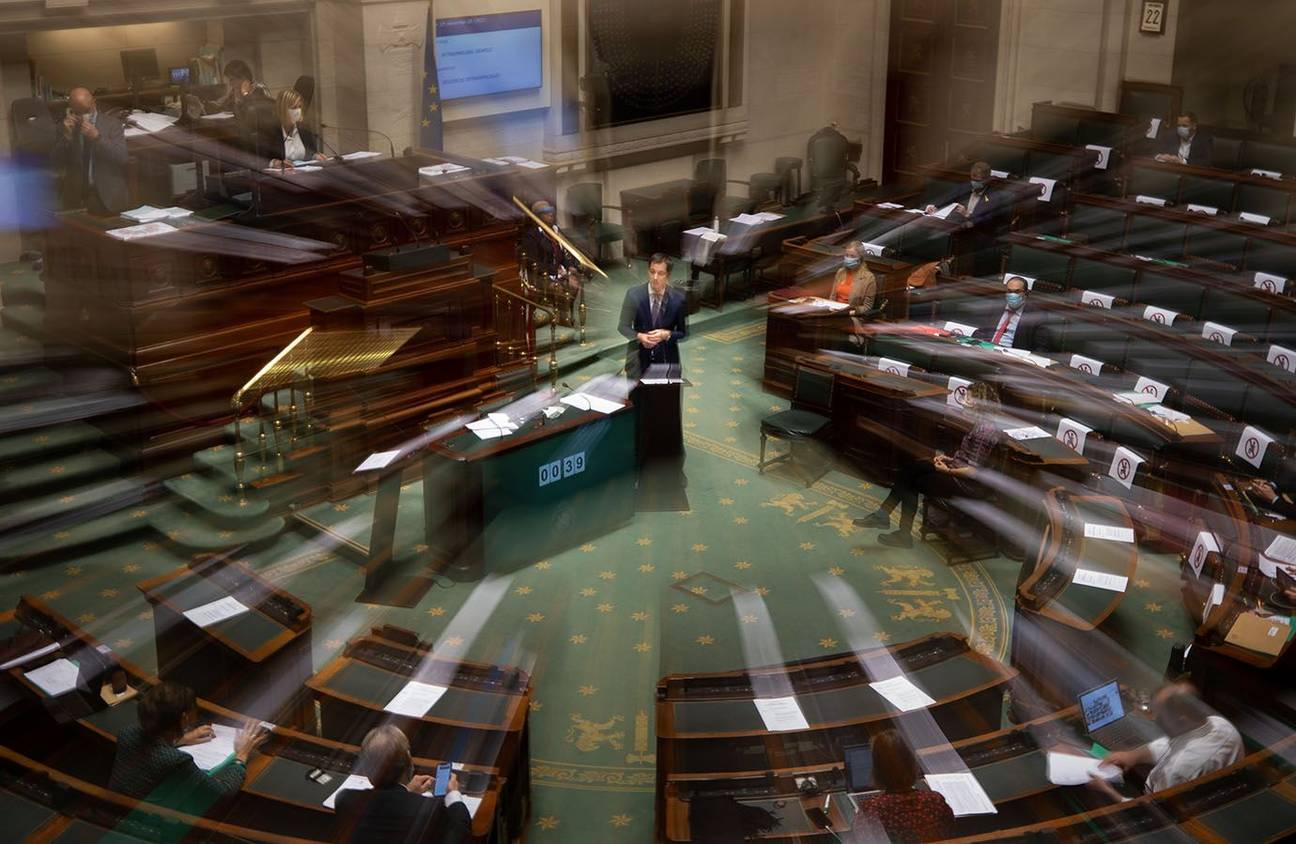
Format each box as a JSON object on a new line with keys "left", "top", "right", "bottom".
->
{"left": 972, "top": 276, "right": 1043, "bottom": 350}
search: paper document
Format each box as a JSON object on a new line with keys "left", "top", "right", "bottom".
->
{"left": 1084, "top": 523, "right": 1135, "bottom": 543}
{"left": 1239, "top": 211, "right": 1271, "bottom": 225}
{"left": 201, "top": 112, "right": 235, "bottom": 120}
{"left": 384, "top": 681, "right": 448, "bottom": 717}
{"left": 179, "top": 723, "right": 238, "bottom": 771}
{"left": 24, "top": 658, "right": 81, "bottom": 696}
{"left": 729, "top": 213, "right": 766, "bottom": 226}
{"left": 1085, "top": 144, "right": 1112, "bottom": 170}
{"left": 1254, "top": 272, "right": 1287, "bottom": 294}
{"left": 355, "top": 450, "right": 400, "bottom": 473}
{"left": 930, "top": 203, "right": 959, "bottom": 220}
{"left": 323, "top": 774, "right": 372, "bottom": 809}
{"left": 1135, "top": 195, "right": 1167, "bottom": 206}
{"left": 1112, "top": 391, "right": 1155, "bottom": 407}
{"left": 516, "top": 160, "right": 548, "bottom": 169}
{"left": 183, "top": 596, "right": 250, "bottom": 628}
{"left": 877, "top": 202, "right": 904, "bottom": 209}
{"left": 419, "top": 163, "right": 470, "bottom": 178}
{"left": 1028, "top": 177, "right": 1057, "bottom": 203}
{"left": 752, "top": 211, "right": 785, "bottom": 222}
{"left": 561, "top": 394, "right": 624, "bottom": 414}
{"left": 942, "top": 321, "right": 977, "bottom": 337}
{"left": 870, "top": 675, "right": 935, "bottom": 712}
{"left": 924, "top": 772, "right": 997, "bottom": 816}
{"left": 1046, "top": 751, "right": 1120, "bottom": 786}
{"left": 1073, "top": 568, "right": 1128, "bottom": 593}
{"left": 106, "top": 222, "right": 178, "bottom": 241}
{"left": 752, "top": 695, "right": 810, "bottom": 732}
{"left": 122, "top": 205, "right": 171, "bottom": 223}
{"left": 1265, "top": 535, "right": 1296, "bottom": 566}
{"left": 341, "top": 151, "right": 384, "bottom": 161}
{"left": 465, "top": 417, "right": 518, "bottom": 440}
{"left": 1186, "top": 204, "right": 1218, "bottom": 215}
{"left": 1269, "top": 345, "right": 1296, "bottom": 373}
{"left": 461, "top": 795, "right": 483, "bottom": 818}
{"left": 1189, "top": 532, "right": 1220, "bottom": 577}
{"left": 127, "top": 111, "right": 179, "bottom": 134}
{"left": 1004, "top": 426, "right": 1050, "bottom": 441}
{"left": 1146, "top": 117, "right": 1162, "bottom": 140}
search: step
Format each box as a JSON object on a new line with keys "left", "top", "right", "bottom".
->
{"left": 0, "top": 392, "right": 143, "bottom": 437}
{"left": 0, "top": 476, "right": 150, "bottom": 539}
{"left": 163, "top": 473, "right": 271, "bottom": 521}
{"left": 0, "top": 367, "right": 61, "bottom": 398}
{"left": 148, "top": 501, "right": 284, "bottom": 552}
{"left": 0, "top": 506, "right": 151, "bottom": 562}
{"left": 0, "top": 448, "right": 123, "bottom": 500}
{"left": 0, "top": 421, "right": 103, "bottom": 464}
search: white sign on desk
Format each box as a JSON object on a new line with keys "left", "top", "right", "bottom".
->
{"left": 1108, "top": 446, "right": 1145, "bottom": 490}
{"left": 1028, "top": 176, "right": 1057, "bottom": 203}
{"left": 355, "top": 450, "right": 400, "bottom": 473}
{"left": 946, "top": 376, "right": 972, "bottom": 409}
{"left": 1142, "top": 305, "right": 1178, "bottom": 326}
{"left": 1133, "top": 376, "right": 1168, "bottom": 402}
{"left": 1084, "top": 523, "right": 1135, "bottom": 543}
{"left": 1073, "top": 568, "right": 1128, "bottom": 592}
{"left": 1004, "top": 426, "right": 1050, "bottom": 441}
{"left": 869, "top": 675, "right": 935, "bottom": 712}
{"left": 876, "top": 358, "right": 910, "bottom": 378}
{"left": 1254, "top": 272, "right": 1287, "bottom": 294}
{"left": 1235, "top": 425, "right": 1274, "bottom": 469}
{"left": 752, "top": 695, "right": 810, "bottom": 732}
{"left": 1080, "top": 290, "right": 1114, "bottom": 309}
{"left": 1055, "top": 418, "right": 1092, "bottom": 455}
{"left": 383, "top": 681, "right": 448, "bottom": 718}
{"left": 183, "top": 596, "right": 250, "bottom": 629}
{"left": 1239, "top": 211, "right": 1271, "bottom": 225}
{"left": 1085, "top": 144, "right": 1112, "bottom": 170}
{"left": 1069, "top": 353, "right": 1104, "bottom": 375}
{"left": 943, "top": 321, "right": 977, "bottom": 338}
{"left": 1204, "top": 582, "right": 1226, "bottom": 615}
{"left": 1268, "top": 345, "right": 1296, "bottom": 373}
{"left": 1201, "top": 321, "right": 1236, "bottom": 346}
{"left": 1189, "top": 531, "right": 1220, "bottom": 577}
{"left": 1146, "top": 117, "right": 1162, "bottom": 140}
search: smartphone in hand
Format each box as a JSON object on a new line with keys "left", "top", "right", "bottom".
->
{"left": 433, "top": 763, "right": 452, "bottom": 797}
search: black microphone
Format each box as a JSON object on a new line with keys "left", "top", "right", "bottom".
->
{"left": 316, "top": 130, "right": 344, "bottom": 163}
{"left": 319, "top": 121, "right": 396, "bottom": 161}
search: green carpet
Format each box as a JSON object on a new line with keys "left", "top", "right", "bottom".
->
{"left": 0, "top": 260, "right": 1199, "bottom": 841}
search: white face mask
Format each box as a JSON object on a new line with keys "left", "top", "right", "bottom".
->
{"left": 288, "top": 108, "right": 303, "bottom": 124}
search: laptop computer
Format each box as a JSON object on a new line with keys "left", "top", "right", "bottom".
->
{"left": 1078, "top": 680, "right": 1147, "bottom": 750}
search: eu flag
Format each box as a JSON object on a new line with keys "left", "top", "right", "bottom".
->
{"left": 419, "top": 9, "right": 443, "bottom": 149}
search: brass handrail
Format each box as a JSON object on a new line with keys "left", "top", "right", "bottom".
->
{"left": 493, "top": 282, "right": 559, "bottom": 389}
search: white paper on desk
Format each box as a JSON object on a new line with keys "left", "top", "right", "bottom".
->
{"left": 753, "top": 211, "right": 785, "bottom": 222}
{"left": 1254, "top": 272, "right": 1287, "bottom": 294}
{"left": 862, "top": 242, "right": 886, "bottom": 257}
{"left": 482, "top": 157, "right": 509, "bottom": 165}
{"left": 812, "top": 298, "right": 849, "bottom": 311}
{"left": 729, "top": 213, "right": 765, "bottom": 226}
{"left": 1189, "top": 532, "right": 1219, "bottom": 577}
{"left": 384, "top": 681, "right": 448, "bottom": 718}
{"left": 1135, "top": 194, "right": 1167, "bottom": 206}
{"left": 1108, "top": 446, "right": 1145, "bottom": 490}
{"left": 1004, "top": 425, "right": 1050, "bottom": 441}
{"left": 290, "top": 159, "right": 317, "bottom": 168}
{"left": 342, "top": 150, "right": 384, "bottom": 161}
{"left": 1205, "top": 582, "right": 1226, "bottom": 615}
{"left": 487, "top": 412, "right": 512, "bottom": 426}
{"left": 1047, "top": 752, "right": 1121, "bottom": 786}
{"left": 23, "top": 658, "right": 81, "bottom": 696}
{"left": 1112, "top": 390, "right": 1152, "bottom": 406}
{"left": 122, "top": 205, "right": 170, "bottom": 223}
{"left": 1142, "top": 305, "right": 1178, "bottom": 327}
{"left": 1086, "top": 144, "right": 1112, "bottom": 170}
{"left": 878, "top": 202, "right": 905, "bottom": 209}
{"left": 930, "top": 203, "right": 959, "bottom": 220}
{"left": 869, "top": 675, "right": 935, "bottom": 712}
{"left": 468, "top": 426, "right": 508, "bottom": 440}
{"left": 179, "top": 723, "right": 237, "bottom": 771}
{"left": 752, "top": 695, "right": 810, "bottom": 732}
{"left": 1239, "top": 211, "right": 1271, "bottom": 225}
{"left": 323, "top": 774, "right": 372, "bottom": 809}
{"left": 1084, "top": 523, "right": 1135, "bottom": 543}
{"left": 1186, "top": 204, "right": 1219, "bottom": 216}
{"left": 1028, "top": 176, "right": 1057, "bottom": 203}
{"left": 1265, "top": 535, "right": 1296, "bottom": 566}
{"left": 355, "top": 450, "right": 400, "bottom": 473}
{"left": 1235, "top": 425, "right": 1274, "bottom": 470}
{"left": 1069, "top": 353, "right": 1104, "bottom": 375}
{"left": 201, "top": 112, "right": 235, "bottom": 121}
{"left": 0, "top": 642, "right": 58, "bottom": 672}
{"left": 1146, "top": 117, "right": 1162, "bottom": 140}
{"left": 1251, "top": 168, "right": 1283, "bottom": 180}
{"left": 515, "top": 159, "right": 548, "bottom": 169}
{"left": 942, "top": 321, "right": 977, "bottom": 337}
{"left": 876, "top": 358, "right": 910, "bottom": 378}
{"left": 990, "top": 169, "right": 1010, "bottom": 179}
{"left": 1056, "top": 418, "right": 1092, "bottom": 455}
{"left": 924, "top": 772, "right": 997, "bottom": 816}
{"left": 700, "top": 230, "right": 725, "bottom": 243}
{"left": 127, "top": 111, "right": 179, "bottom": 134}
{"left": 1202, "top": 321, "right": 1236, "bottom": 346}
{"left": 1073, "top": 568, "right": 1128, "bottom": 593}
{"left": 1257, "top": 554, "right": 1292, "bottom": 578}
{"left": 106, "top": 222, "right": 178, "bottom": 241}
{"left": 1003, "top": 272, "right": 1036, "bottom": 290}
{"left": 160, "top": 207, "right": 193, "bottom": 219}
{"left": 946, "top": 376, "right": 972, "bottom": 409}
{"left": 1147, "top": 404, "right": 1190, "bottom": 423}
{"left": 1081, "top": 290, "right": 1114, "bottom": 309}
{"left": 124, "top": 127, "right": 148, "bottom": 138}
{"left": 1269, "top": 345, "right": 1296, "bottom": 373}
{"left": 1024, "top": 354, "right": 1056, "bottom": 368}
{"left": 461, "top": 795, "right": 483, "bottom": 818}
{"left": 465, "top": 418, "right": 517, "bottom": 439}
{"left": 183, "top": 595, "right": 250, "bottom": 628}
{"left": 561, "top": 393, "right": 624, "bottom": 414}
{"left": 1133, "top": 376, "right": 1169, "bottom": 402}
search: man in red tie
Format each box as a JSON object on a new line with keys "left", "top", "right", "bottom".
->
{"left": 983, "top": 276, "right": 1033, "bottom": 348}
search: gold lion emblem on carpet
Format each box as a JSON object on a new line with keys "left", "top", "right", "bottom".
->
{"left": 876, "top": 565, "right": 935, "bottom": 588}
{"left": 565, "top": 713, "right": 625, "bottom": 752}
{"left": 889, "top": 598, "right": 951, "bottom": 622}
{"left": 761, "top": 492, "right": 812, "bottom": 515}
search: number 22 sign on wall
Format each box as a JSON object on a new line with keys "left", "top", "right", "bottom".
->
{"left": 1140, "top": 0, "right": 1167, "bottom": 35}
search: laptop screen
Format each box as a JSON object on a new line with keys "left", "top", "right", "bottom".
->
{"left": 1079, "top": 680, "right": 1125, "bottom": 732}
{"left": 844, "top": 743, "right": 873, "bottom": 792}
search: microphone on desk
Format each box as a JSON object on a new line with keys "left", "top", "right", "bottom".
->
{"left": 316, "top": 131, "right": 345, "bottom": 163}
{"left": 319, "top": 122, "right": 397, "bottom": 162}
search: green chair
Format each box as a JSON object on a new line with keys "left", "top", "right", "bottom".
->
{"left": 566, "top": 182, "right": 625, "bottom": 263}
{"left": 758, "top": 364, "right": 834, "bottom": 486}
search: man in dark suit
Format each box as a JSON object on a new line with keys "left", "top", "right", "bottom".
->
{"left": 1156, "top": 111, "right": 1213, "bottom": 167}
{"left": 925, "top": 161, "right": 1005, "bottom": 275}
{"left": 618, "top": 252, "right": 688, "bottom": 381}
{"left": 334, "top": 725, "right": 471, "bottom": 844}
{"left": 972, "top": 275, "right": 1044, "bottom": 350}
{"left": 51, "top": 87, "right": 129, "bottom": 214}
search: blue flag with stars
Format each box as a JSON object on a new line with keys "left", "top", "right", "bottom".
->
{"left": 419, "top": 8, "right": 443, "bottom": 149}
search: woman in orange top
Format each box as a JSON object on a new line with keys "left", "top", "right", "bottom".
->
{"left": 833, "top": 242, "right": 878, "bottom": 314}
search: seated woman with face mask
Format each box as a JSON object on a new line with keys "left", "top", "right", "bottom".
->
{"left": 266, "top": 89, "right": 327, "bottom": 170}
{"left": 832, "top": 241, "right": 878, "bottom": 314}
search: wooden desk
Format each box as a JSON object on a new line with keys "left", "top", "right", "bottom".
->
{"left": 136, "top": 556, "right": 312, "bottom": 725}
{"left": 1123, "top": 156, "right": 1296, "bottom": 225}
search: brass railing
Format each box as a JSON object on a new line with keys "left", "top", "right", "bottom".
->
{"left": 493, "top": 281, "right": 559, "bottom": 390}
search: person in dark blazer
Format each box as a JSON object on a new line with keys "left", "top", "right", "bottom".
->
{"left": 51, "top": 86, "right": 129, "bottom": 214}
{"left": 1156, "top": 111, "right": 1214, "bottom": 167}
{"left": 334, "top": 725, "right": 472, "bottom": 844}
{"left": 925, "top": 161, "right": 1003, "bottom": 228}
{"left": 264, "top": 89, "right": 327, "bottom": 169}
{"left": 972, "top": 275, "right": 1045, "bottom": 350}
{"left": 618, "top": 253, "right": 688, "bottom": 380}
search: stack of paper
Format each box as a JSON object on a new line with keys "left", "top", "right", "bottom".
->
{"left": 341, "top": 151, "right": 384, "bottom": 161}
{"left": 122, "top": 205, "right": 192, "bottom": 223}
{"left": 1004, "top": 426, "right": 1050, "bottom": 441}
{"left": 105, "top": 222, "right": 178, "bottom": 241}
{"left": 24, "top": 658, "right": 81, "bottom": 696}
{"left": 1046, "top": 751, "right": 1120, "bottom": 786}
{"left": 466, "top": 413, "right": 518, "bottom": 440}
{"left": 183, "top": 596, "right": 250, "bottom": 629}
{"left": 869, "top": 675, "right": 934, "bottom": 712}
{"left": 383, "top": 681, "right": 449, "bottom": 717}
{"left": 1147, "top": 404, "right": 1190, "bottom": 423}
{"left": 179, "top": 723, "right": 238, "bottom": 771}
{"left": 929, "top": 203, "right": 959, "bottom": 220}
{"left": 419, "top": 163, "right": 471, "bottom": 178}
{"left": 923, "top": 772, "right": 997, "bottom": 816}
{"left": 354, "top": 450, "right": 401, "bottom": 473}
{"left": 560, "top": 394, "right": 624, "bottom": 414}
{"left": 752, "top": 695, "right": 810, "bottom": 732}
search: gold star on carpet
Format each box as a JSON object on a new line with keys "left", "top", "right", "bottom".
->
{"left": 740, "top": 613, "right": 758, "bottom": 624}
{"left": 131, "top": 509, "right": 148, "bottom": 519}
{"left": 143, "top": 542, "right": 159, "bottom": 552}
{"left": 638, "top": 563, "right": 655, "bottom": 573}
{"left": 609, "top": 814, "right": 632, "bottom": 828}
{"left": 217, "top": 495, "right": 233, "bottom": 504}
{"left": 819, "top": 637, "right": 839, "bottom": 649}
{"left": 526, "top": 612, "right": 544, "bottom": 623}
{"left": 443, "top": 635, "right": 465, "bottom": 647}
{"left": 850, "top": 547, "right": 866, "bottom": 557}
{"left": 730, "top": 379, "right": 742, "bottom": 386}
{"left": 580, "top": 543, "right": 596, "bottom": 552}
{"left": 597, "top": 602, "right": 614, "bottom": 613}
{"left": 734, "top": 516, "right": 748, "bottom": 525}
{"left": 733, "top": 355, "right": 744, "bottom": 362}
{"left": 838, "top": 608, "right": 856, "bottom": 618}
{"left": 729, "top": 392, "right": 742, "bottom": 399}
{"left": 422, "top": 119, "right": 431, "bottom": 127}
{"left": 686, "top": 407, "right": 700, "bottom": 414}
{"left": 734, "top": 560, "right": 751, "bottom": 570}
{"left": 65, "top": 565, "right": 82, "bottom": 577}
{"left": 734, "top": 478, "right": 749, "bottom": 486}
{"left": 829, "top": 565, "right": 845, "bottom": 576}
{"left": 528, "top": 700, "right": 543, "bottom": 712}
{"left": 672, "top": 603, "right": 689, "bottom": 614}
{"left": 536, "top": 816, "right": 559, "bottom": 831}
{"left": 728, "top": 405, "right": 740, "bottom": 412}
{"left": 636, "top": 537, "right": 653, "bottom": 546}
{"left": 579, "top": 587, "right": 598, "bottom": 598}
{"left": 325, "top": 639, "right": 343, "bottom": 650}
{"left": 49, "top": 465, "right": 65, "bottom": 475}
{"left": 725, "top": 420, "right": 739, "bottom": 428}
{"left": 114, "top": 639, "right": 132, "bottom": 649}
{"left": 1155, "top": 628, "right": 1174, "bottom": 639}
{"left": 515, "top": 586, "right": 533, "bottom": 596}
{"left": 218, "top": 530, "right": 234, "bottom": 540}
{"left": 60, "top": 495, "right": 76, "bottom": 504}
{"left": 33, "top": 433, "right": 49, "bottom": 443}
{"left": 683, "top": 421, "right": 697, "bottom": 429}
{"left": 696, "top": 634, "right": 714, "bottom": 645}
{"left": 333, "top": 503, "right": 349, "bottom": 512}
{"left": 54, "top": 531, "right": 72, "bottom": 541}
{"left": 1135, "top": 578, "right": 1151, "bottom": 589}
{"left": 122, "top": 564, "right": 139, "bottom": 573}
{"left": 633, "top": 642, "right": 651, "bottom": 653}
{"left": 136, "top": 610, "right": 151, "bottom": 620}
{"left": 535, "top": 560, "right": 552, "bottom": 570}
{"left": 578, "top": 685, "right": 598, "bottom": 696}
{"left": 598, "top": 570, "right": 616, "bottom": 580}
{"left": 672, "top": 570, "right": 688, "bottom": 580}
{"left": 238, "top": 500, "right": 249, "bottom": 508}
{"left": 873, "top": 630, "right": 891, "bottom": 642}
{"left": 719, "top": 497, "right": 734, "bottom": 506}
{"left": 1145, "top": 602, "right": 1163, "bottom": 613}
{"left": 724, "top": 436, "right": 737, "bottom": 444}
{"left": 679, "top": 510, "right": 694, "bottom": 517}
{"left": 77, "top": 613, "right": 95, "bottom": 623}
{"left": 165, "top": 530, "right": 182, "bottom": 541}
{"left": 426, "top": 606, "right": 446, "bottom": 616}
{"left": 100, "top": 588, "right": 118, "bottom": 599}
{"left": 412, "top": 544, "right": 429, "bottom": 553}
{"left": 690, "top": 586, "right": 708, "bottom": 596}
{"left": 755, "top": 586, "right": 770, "bottom": 596}
{"left": 427, "top": 84, "right": 438, "bottom": 95}
{"left": 800, "top": 542, "right": 815, "bottom": 551}
{"left": 631, "top": 611, "right": 649, "bottom": 621}
{"left": 570, "top": 634, "right": 587, "bottom": 645}
{"left": 692, "top": 543, "right": 708, "bottom": 553}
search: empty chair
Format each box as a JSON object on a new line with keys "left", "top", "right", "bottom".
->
{"left": 758, "top": 364, "right": 833, "bottom": 487}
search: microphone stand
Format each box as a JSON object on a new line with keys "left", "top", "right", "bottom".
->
{"left": 319, "top": 121, "right": 397, "bottom": 161}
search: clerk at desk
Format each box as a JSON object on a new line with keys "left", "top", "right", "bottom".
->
{"left": 619, "top": 253, "right": 688, "bottom": 381}
{"left": 52, "top": 86, "right": 129, "bottom": 214}
{"left": 264, "top": 89, "right": 327, "bottom": 169}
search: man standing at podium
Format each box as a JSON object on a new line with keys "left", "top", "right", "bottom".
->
{"left": 619, "top": 253, "right": 688, "bottom": 380}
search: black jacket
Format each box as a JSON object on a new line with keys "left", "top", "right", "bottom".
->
{"left": 971, "top": 302, "right": 1046, "bottom": 350}
{"left": 335, "top": 785, "right": 472, "bottom": 844}
{"left": 1158, "top": 130, "right": 1214, "bottom": 167}
{"left": 618, "top": 283, "right": 688, "bottom": 380}
{"left": 51, "top": 108, "right": 130, "bottom": 213}
{"left": 260, "top": 124, "right": 320, "bottom": 166}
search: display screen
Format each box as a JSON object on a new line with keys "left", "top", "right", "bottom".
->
{"left": 435, "top": 10, "right": 542, "bottom": 101}
{"left": 844, "top": 744, "right": 874, "bottom": 792}
{"left": 1079, "top": 680, "right": 1125, "bottom": 732}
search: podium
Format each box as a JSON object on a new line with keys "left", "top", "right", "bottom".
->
{"left": 634, "top": 364, "right": 689, "bottom": 511}
{"left": 136, "top": 555, "right": 312, "bottom": 725}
